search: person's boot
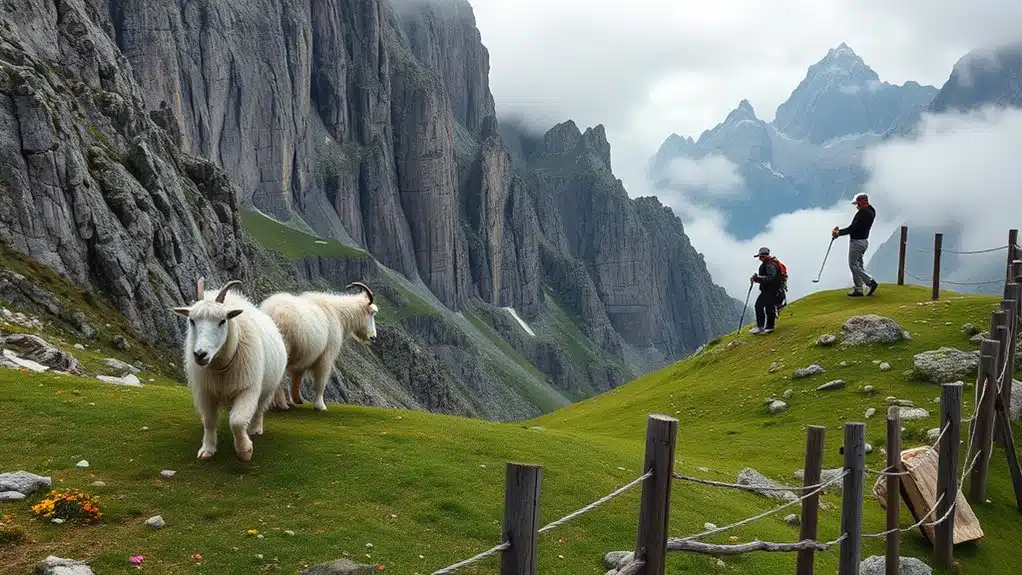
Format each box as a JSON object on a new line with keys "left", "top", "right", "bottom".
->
{"left": 748, "top": 326, "right": 763, "bottom": 334}
{"left": 867, "top": 280, "right": 879, "bottom": 296}
{"left": 847, "top": 289, "right": 864, "bottom": 297}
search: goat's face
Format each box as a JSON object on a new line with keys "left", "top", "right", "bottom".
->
{"left": 173, "top": 301, "right": 243, "bottom": 367}
{"left": 352, "top": 302, "right": 379, "bottom": 343}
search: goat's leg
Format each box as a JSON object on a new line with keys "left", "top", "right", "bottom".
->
{"left": 195, "top": 392, "right": 219, "bottom": 461}
{"left": 311, "top": 358, "right": 331, "bottom": 412}
{"left": 289, "top": 370, "right": 305, "bottom": 405}
{"left": 228, "top": 387, "right": 261, "bottom": 462}
{"left": 268, "top": 381, "right": 291, "bottom": 411}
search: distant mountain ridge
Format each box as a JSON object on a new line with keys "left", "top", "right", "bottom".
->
{"left": 649, "top": 43, "right": 938, "bottom": 239}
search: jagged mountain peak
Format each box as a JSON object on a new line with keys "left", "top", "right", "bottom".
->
{"left": 724, "top": 99, "right": 759, "bottom": 124}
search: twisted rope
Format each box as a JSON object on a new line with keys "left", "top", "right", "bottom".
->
{"left": 430, "top": 542, "right": 510, "bottom": 575}
{"left": 904, "top": 271, "right": 1006, "bottom": 287}
{"left": 671, "top": 473, "right": 835, "bottom": 493}
{"left": 537, "top": 471, "right": 651, "bottom": 534}
{"left": 913, "top": 245, "right": 1009, "bottom": 255}
{"left": 865, "top": 422, "right": 949, "bottom": 478}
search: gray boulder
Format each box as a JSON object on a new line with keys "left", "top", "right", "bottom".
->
{"left": 768, "top": 400, "right": 789, "bottom": 414}
{"left": 736, "top": 468, "right": 797, "bottom": 502}
{"left": 298, "top": 560, "right": 377, "bottom": 575}
{"left": 793, "top": 364, "right": 826, "bottom": 379}
{"left": 816, "top": 379, "right": 846, "bottom": 391}
{"left": 961, "top": 323, "right": 979, "bottom": 336}
{"left": 103, "top": 358, "right": 141, "bottom": 375}
{"left": 859, "top": 555, "right": 932, "bottom": 575}
{"left": 0, "top": 334, "right": 82, "bottom": 375}
{"left": 793, "top": 468, "right": 845, "bottom": 494}
{"left": 604, "top": 551, "right": 632, "bottom": 569}
{"left": 0, "top": 491, "right": 27, "bottom": 502}
{"left": 0, "top": 470, "right": 52, "bottom": 495}
{"left": 899, "top": 407, "right": 930, "bottom": 421}
{"left": 842, "top": 315, "right": 909, "bottom": 346}
{"left": 817, "top": 334, "right": 837, "bottom": 346}
{"left": 35, "top": 556, "right": 95, "bottom": 575}
{"left": 913, "top": 348, "right": 979, "bottom": 382}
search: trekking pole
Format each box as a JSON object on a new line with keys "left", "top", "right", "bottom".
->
{"left": 736, "top": 281, "right": 754, "bottom": 334}
{"left": 812, "top": 237, "right": 836, "bottom": 283}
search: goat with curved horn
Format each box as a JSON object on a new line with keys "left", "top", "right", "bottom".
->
{"left": 345, "top": 282, "right": 374, "bottom": 305}
{"left": 216, "top": 280, "right": 243, "bottom": 303}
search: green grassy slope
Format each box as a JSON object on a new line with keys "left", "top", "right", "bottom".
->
{"left": 1, "top": 285, "right": 1019, "bottom": 574}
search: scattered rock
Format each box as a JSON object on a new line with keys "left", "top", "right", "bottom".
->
{"left": 145, "top": 515, "right": 165, "bottom": 529}
{"left": 726, "top": 340, "right": 744, "bottom": 350}
{"left": 784, "top": 514, "right": 800, "bottom": 526}
{"left": 927, "top": 428, "right": 941, "bottom": 442}
{"left": 76, "top": 460, "right": 89, "bottom": 468}
{"left": 73, "top": 343, "right": 86, "bottom": 350}
{"left": 900, "top": 407, "right": 930, "bottom": 421}
{"left": 1, "top": 349, "right": 49, "bottom": 372}
{"left": 886, "top": 397, "right": 914, "bottom": 407}
{"left": 697, "top": 467, "right": 709, "bottom": 473}
{"left": 89, "top": 481, "right": 106, "bottom": 487}
{"left": 0, "top": 334, "right": 82, "bottom": 374}
{"left": 913, "top": 348, "right": 979, "bottom": 382}
{"left": 839, "top": 360, "right": 849, "bottom": 367}
{"left": 604, "top": 551, "right": 634, "bottom": 570}
{"left": 736, "top": 468, "right": 797, "bottom": 502}
{"left": 970, "top": 332, "right": 988, "bottom": 345}
{"left": 865, "top": 443, "right": 874, "bottom": 454}
{"left": 0, "top": 491, "right": 26, "bottom": 502}
{"left": 160, "top": 470, "right": 176, "bottom": 478}
{"left": 768, "top": 362, "right": 780, "bottom": 374}
{"left": 284, "top": 529, "right": 295, "bottom": 536}
{"left": 816, "top": 379, "right": 846, "bottom": 391}
{"left": 111, "top": 335, "right": 131, "bottom": 352}
{"left": 865, "top": 408, "right": 876, "bottom": 418}
{"left": 879, "top": 362, "right": 891, "bottom": 372}
{"left": 962, "top": 323, "right": 979, "bottom": 336}
{"left": 51, "top": 518, "right": 64, "bottom": 524}
{"left": 0, "top": 470, "right": 52, "bottom": 495}
{"left": 768, "top": 400, "right": 789, "bottom": 414}
{"left": 36, "top": 556, "right": 95, "bottom": 575}
{"left": 298, "top": 559, "right": 379, "bottom": 575}
{"left": 793, "top": 468, "right": 846, "bottom": 494}
{"left": 704, "top": 522, "right": 717, "bottom": 531}
{"left": 103, "top": 358, "right": 140, "bottom": 375}
{"left": 782, "top": 389, "right": 793, "bottom": 400}
{"left": 96, "top": 374, "right": 142, "bottom": 387}
{"left": 817, "top": 334, "right": 837, "bottom": 347}
{"left": 793, "top": 364, "right": 825, "bottom": 379}
{"left": 841, "top": 315, "right": 909, "bottom": 346}
{"left": 860, "top": 555, "right": 932, "bottom": 575}
{"left": 863, "top": 385, "right": 875, "bottom": 394}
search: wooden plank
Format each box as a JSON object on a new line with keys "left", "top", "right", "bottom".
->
{"left": 935, "top": 383, "right": 962, "bottom": 569}
{"left": 886, "top": 407, "right": 902, "bottom": 575}
{"left": 634, "top": 414, "right": 678, "bottom": 575}
{"left": 838, "top": 423, "right": 865, "bottom": 575}
{"left": 796, "top": 425, "right": 825, "bottom": 575}
{"left": 932, "top": 233, "right": 943, "bottom": 300}
{"left": 501, "top": 463, "right": 542, "bottom": 575}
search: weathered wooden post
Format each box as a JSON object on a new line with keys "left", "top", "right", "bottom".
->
{"left": 967, "top": 339, "right": 998, "bottom": 503}
{"left": 1006, "top": 229, "right": 1018, "bottom": 281}
{"left": 897, "top": 225, "right": 908, "bottom": 286}
{"left": 995, "top": 297, "right": 1017, "bottom": 443}
{"left": 886, "top": 408, "right": 902, "bottom": 575}
{"left": 634, "top": 414, "right": 678, "bottom": 575}
{"left": 838, "top": 422, "right": 865, "bottom": 575}
{"left": 932, "top": 233, "right": 943, "bottom": 300}
{"left": 796, "top": 425, "right": 825, "bottom": 575}
{"left": 935, "top": 382, "right": 963, "bottom": 569}
{"left": 502, "top": 463, "right": 542, "bottom": 575}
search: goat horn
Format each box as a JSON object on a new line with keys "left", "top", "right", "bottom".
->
{"left": 196, "top": 277, "right": 205, "bottom": 300}
{"left": 345, "top": 281, "right": 374, "bottom": 305}
{"left": 215, "top": 280, "right": 242, "bottom": 303}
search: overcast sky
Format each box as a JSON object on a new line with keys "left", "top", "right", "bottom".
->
{"left": 469, "top": 0, "right": 1022, "bottom": 301}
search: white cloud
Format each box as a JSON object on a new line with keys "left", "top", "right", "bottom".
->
{"left": 862, "top": 105, "right": 1022, "bottom": 250}
{"left": 664, "top": 155, "right": 744, "bottom": 198}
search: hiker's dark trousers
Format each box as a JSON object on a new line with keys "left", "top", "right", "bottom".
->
{"left": 755, "top": 289, "right": 777, "bottom": 330}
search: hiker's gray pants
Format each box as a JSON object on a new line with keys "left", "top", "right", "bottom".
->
{"left": 848, "top": 239, "right": 874, "bottom": 290}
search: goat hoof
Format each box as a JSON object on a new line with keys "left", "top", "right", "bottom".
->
{"left": 250, "top": 426, "right": 264, "bottom": 436}
{"left": 197, "top": 449, "right": 215, "bottom": 461}
{"left": 314, "top": 402, "right": 328, "bottom": 412}
{"left": 236, "top": 447, "right": 253, "bottom": 462}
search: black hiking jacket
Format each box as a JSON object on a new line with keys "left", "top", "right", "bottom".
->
{"left": 838, "top": 205, "right": 876, "bottom": 240}
{"left": 755, "top": 260, "right": 781, "bottom": 292}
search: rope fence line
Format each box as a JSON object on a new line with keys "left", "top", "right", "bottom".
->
{"left": 905, "top": 270, "right": 1005, "bottom": 287}
{"left": 431, "top": 542, "right": 510, "bottom": 575}
{"left": 671, "top": 473, "right": 836, "bottom": 493}
{"left": 912, "top": 244, "right": 1009, "bottom": 255}
{"left": 537, "top": 471, "right": 650, "bottom": 534}
{"left": 865, "top": 422, "right": 949, "bottom": 478}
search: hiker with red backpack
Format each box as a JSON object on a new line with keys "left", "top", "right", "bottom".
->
{"left": 749, "top": 247, "right": 787, "bottom": 335}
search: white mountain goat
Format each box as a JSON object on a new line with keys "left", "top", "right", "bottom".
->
{"left": 260, "top": 282, "right": 379, "bottom": 412}
{"left": 173, "top": 278, "right": 288, "bottom": 462}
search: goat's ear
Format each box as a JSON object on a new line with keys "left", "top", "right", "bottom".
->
{"left": 226, "top": 309, "right": 244, "bottom": 320}
{"left": 172, "top": 306, "right": 192, "bottom": 317}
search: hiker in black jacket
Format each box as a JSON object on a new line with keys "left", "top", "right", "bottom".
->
{"left": 749, "top": 247, "right": 781, "bottom": 335}
{"left": 832, "top": 192, "right": 878, "bottom": 297}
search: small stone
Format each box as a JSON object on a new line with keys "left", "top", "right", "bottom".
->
{"left": 697, "top": 467, "right": 710, "bottom": 473}
{"left": 793, "top": 364, "right": 825, "bottom": 379}
{"left": 604, "top": 552, "right": 632, "bottom": 570}
{"left": 160, "top": 470, "right": 176, "bottom": 478}
{"left": 768, "top": 400, "right": 789, "bottom": 414}
{"left": 879, "top": 362, "right": 891, "bottom": 372}
{"left": 839, "top": 360, "right": 849, "bottom": 367}
{"left": 817, "top": 334, "right": 837, "bottom": 347}
{"left": 865, "top": 408, "right": 876, "bottom": 418}
{"left": 887, "top": 398, "right": 914, "bottom": 407}
{"left": 704, "top": 522, "right": 718, "bottom": 531}
{"left": 76, "top": 460, "right": 89, "bottom": 468}
{"left": 36, "top": 556, "right": 95, "bottom": 575}
{"left": 715, "top": 558, "right": 726, "bottom": 568}
{"left": 784, "top": 513, "right": 800, "bottom": 526}
{"left": 0, "top": 491, "right": 26, "bottom": 502}
{"left": 962, "top": 323, "right": 979, "bottom": 336}
{"left": 859, "top": 555, "right": 932, "bottom": 575}
{"left": 89, "top": 481, "right": 106, "bottom": 487}
{"left": 927, "top": 428, "right": 941, "bottom": 442}
{"left": 872, "top": 360, "right": 882, "bottom": 365}
{"left": 51, "top": 518, "right": 64, "bottom": 524}
{"left": 111, "top": 335, "right": 130, "bottom": 352}
{"left": 782, "top": 389, "right": 793, "bottom": 400}
{"left": 900, "top": 407, "right": 930, "bottom": 420}
{"left": 816, "top": 379, "right": 846, "bottom": 391}
{"left": 863, "top": 385, "right": 875, "bottom": 394}
{"left": 865, "top": 443, "right": 874, "bottom": 454}
{"left": 768, "top": 362, "right": 780, "bottom": 374}
{"left": 73, "top": 343, "right": 86, "bottom": 350}
{"left": 146, "top": 515, "right": 165, "bottom": 529}
{"left": 103, "top": 358, "right": 141, "bottom": 375}
{"left": 284, "top": 530, "right": 295, "bottom": 536}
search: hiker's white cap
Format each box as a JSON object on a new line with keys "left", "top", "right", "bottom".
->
{"left": 851, "top": 192, "right": 868, "bottom": 204}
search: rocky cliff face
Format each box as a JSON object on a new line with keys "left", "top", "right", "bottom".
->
{"left": 1, "top": 0, "right": 736, "bottom": 421}
{"left": 0, "top": 0, "right": 249, "bottom": 347}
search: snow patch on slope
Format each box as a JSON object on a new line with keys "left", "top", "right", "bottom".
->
{"left": 503, "top": 307, "right": 536, "bottom": 336}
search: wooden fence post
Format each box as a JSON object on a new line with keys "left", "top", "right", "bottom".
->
{"left": 897, "top": 225, "right": 908, "bottom": 286}
{"left": 935, "top": 382, "right": 963, "bottom": 569}
{"left": 502, "top": 463, "right": 542, "bottom": 575}
{"left": 932, "top": 233, "right": 943, "bottom": 300}
{"left": 994, "top": 392, "right": 1022, "bottom": 512}
{"left": 838, "top": 422, "right": 865, "bottom": 575}
{"left": 886, "top": 408, "right": 902, "bottom": 575}
{"left": 1006, "top": 229, "right": 1018, "bottom": 282}
{"left": 995, "top": 297, "right": 1017, "bottom": 443}
{"left": 796, "top": 425, "right": 825, "bottom": 575}
{"left": 967, "top": 339, "right": 999, "bottom": 503}
{"left": 634, "top": 414, "right": 678, "bottom": 575}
